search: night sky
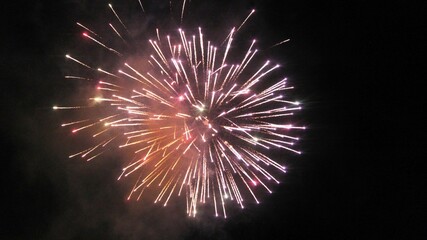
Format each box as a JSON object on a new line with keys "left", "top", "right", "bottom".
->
{"left": 1, "top": 0, "right": 424, "bottom": 239}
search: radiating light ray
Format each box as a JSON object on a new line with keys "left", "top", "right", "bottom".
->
{"left": 181, "top": 0, "right": 187, "bottom": 23}
{"left": 77, "top": 22, "right": 101, "bottom": 38}
{"left": 53, "top": 105, "right": 85, "bottom": 110}
{"left": 236, "top": 9, "right": 255, "bottom": 32}
{"left": 86, "top": 151, "right": 104, "bottom": 161}
{"left": 271, "top": 38, "right": 290, "bottom": 48}
{"left": 65, "top": 75, "right": 93, "bottom": 81}
{"left": 61, "top": 119, "right": 90, "bottom": 127}
{"left": 83, "top": 32, "right": 122, "bottom": 56}
{"left": 109, "top": 23, "right": 126, "bottom": 43}
{"left": 109, "top": 3, "right": 129, "bottom": 33}
{"left": 98, "top": 68, "right": 120, "bottom": 78}
{"left": 138, "top": 0, "right": 145, "bottom": 13}
{"left": 65, "top": 54, "right": 91, "bottom": 69}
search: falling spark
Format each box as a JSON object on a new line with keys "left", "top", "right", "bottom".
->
{"left": 55, "top": 1, "right": 304, "bottom": 218}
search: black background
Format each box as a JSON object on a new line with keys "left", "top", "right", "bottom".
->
{"left": 1, "top": 0, "right": 424, "bottom": 239}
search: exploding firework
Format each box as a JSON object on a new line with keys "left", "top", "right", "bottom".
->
{"left": 54, "top": 1, "right": 304, "bottom": 218}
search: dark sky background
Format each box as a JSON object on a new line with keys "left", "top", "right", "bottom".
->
{"left": 1, "top": 0, "right": 424, "bottom": 239}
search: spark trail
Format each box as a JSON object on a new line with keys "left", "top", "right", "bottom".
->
{"left": 55, "top": 1, "right": 304, "bottom": 218}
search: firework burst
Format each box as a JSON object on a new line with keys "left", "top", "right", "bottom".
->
{"left": 54, "top": 1, "right": 304, "bottom": 218}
